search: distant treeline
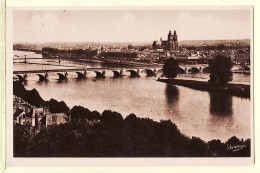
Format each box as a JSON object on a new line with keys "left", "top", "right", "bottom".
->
{"left": 41, "top": 47, "right": 138, "bottom": 59}
{"left": 13, "top": 44, "right": 41, "bottom": 53}
{"left": 99, "top": 52, "right": 138, "bottom": 58}
{"left": 183, "top": 44, "right": 250, "bottom": 51}
{"left": 178, "top": 39, "right": 250, "bottom": 47}
{"left": 13, "top": 81, "right": 251, "bottom": 157}
{"left": 41, "top": 47, "right": 98, "bottom": 58}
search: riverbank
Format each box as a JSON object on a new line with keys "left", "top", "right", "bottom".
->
{"left": 157, "top": 78, "right": 250, "bottom": 98}
{"left": 13, "top": 81, "right": 250, "bottom": 157}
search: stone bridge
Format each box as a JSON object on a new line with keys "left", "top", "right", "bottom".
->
{"left": 13, "top": 65, "right": 210, "bottom": 81}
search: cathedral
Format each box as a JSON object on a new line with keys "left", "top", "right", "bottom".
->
{"left": 160, "top": 30, "right": 178, "bottom": 51}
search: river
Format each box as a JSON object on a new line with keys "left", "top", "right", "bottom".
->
{"left": 13, "top": 50, "right": 252, "bottom": 142}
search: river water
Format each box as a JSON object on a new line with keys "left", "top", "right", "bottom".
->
{"left": 13, "top": 50, "right": 252, "bottom": 142}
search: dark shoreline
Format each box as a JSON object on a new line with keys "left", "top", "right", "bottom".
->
{"left": 13, "top": 81, "right": 251, "bottom": 157}
{"left": 157, "top": 78, "right": 250, "bottom": 98}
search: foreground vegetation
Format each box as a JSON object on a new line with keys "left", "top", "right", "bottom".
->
{"left": 13, "top": 81, "right": 250, "bottom": 157}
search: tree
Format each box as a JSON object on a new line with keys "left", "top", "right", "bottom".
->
{"left": 71, "top": 106, "right": 101, "bottom": 121}
{"left": 163, "top": 58, "right": 179, "bottom": 79}
{"left": 208, "top": 55, "right": 233, "bottom": 85}
{"left": 152, "top": 41, "right": 157, "bottom": 50}
{"left": 101, "top": 110, "right": 123, "bottom": 123}
{"left": 48, "top": 99, "right": 70, "bottom": 115}
{"left": 13, "top": 124, "right": 34, "bottom": 156}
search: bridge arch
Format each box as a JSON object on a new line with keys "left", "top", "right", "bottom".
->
{"left": 156, "top": 68, "right": 164, "bottom": 76}
{"left": 188, "top": 67, "right": 200, "bottom": 74}
{"left": 127, "top": 69, "right": 140, "bottom": 77}
{"left": 37, "top": 73, "right": 48, "bottom": 81}
{"left": 57, "top": 72, "right": 68, "bottom": 80}
{"left": 202, "top": 66, "right": 210, "bottom": 73}
{"left": 177, "top": 67, "right": 185, "bottom": 74}
{"left": 144, "top": 69, "right": 155, "bottom": 77}
{"left": 244, "top": 65, "right": 250, "bottom": 70}
{"left": 112, "top": 70, "right": 123, "bottom": 78}
{"left": 76, "top": 71, "right": 87, "bottom": 79}
{"left": 94, "top": 70, "right": 106, "bottom": 78}
{"left": 157, "top": 68, "right": 163, "bottom": 73}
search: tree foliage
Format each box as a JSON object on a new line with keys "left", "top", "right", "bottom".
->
{"left": 99, "top": 52, "right": 137, "bottom": 58}
{"left": 13, "top": 109, "right": 251, "bottom": 157}
{"left": 48, "top": 99, "right": 70, "bottom": 115}
{"left": 209, "top": 55, "right": 233, "bottom": 85}
{"left": 13, "top": 81, "right": 45, "bottom": 107}
{"left": 41, "top": 47, "right": 98, "bottom": 59}
{"left": 163, "top": 58, "right": 179, "bottom": 78}
{"left": 71, "top": 106, "right": 101, "bottom": 121}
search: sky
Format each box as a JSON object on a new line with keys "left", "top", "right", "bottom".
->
{"left": 13, "top": 9, "right": 251, "bottom": 43}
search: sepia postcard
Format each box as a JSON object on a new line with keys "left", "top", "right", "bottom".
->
{"left": 3, "top": 5, "right": 255, "bottom": 168}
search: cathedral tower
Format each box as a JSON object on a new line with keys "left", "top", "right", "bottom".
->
{"left": 168, "top": 30, "right": 174, "bottom": 51}
{"left": 173, "top": 30, "right": 178, "bottom": 51}
{"left": 159, "top": 30, "right": 179, "bottom": 51}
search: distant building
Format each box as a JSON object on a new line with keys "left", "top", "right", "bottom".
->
{"left": 235, "top": 49, "right": 250, "bottom": 65}
{"left": 152, "top": 41, "right": 160, "bottom": 50}
{"left": 160, "top": 30, "right": 179, "bottom": 51}
{"left": 175, "top": 53, "right": 188, "bottom": 60}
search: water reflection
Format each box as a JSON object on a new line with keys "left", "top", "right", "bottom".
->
{"left": 36, "top": 79, "right": 49, "bottom": 85}
{"left": 209, "top": 91, "right": 233, "bottom": 116}
{"left": 57, "top": 79, "right": 68, "bottom": 84}
{"left": 165, "top": 84, "right": 179, "bottom": 105}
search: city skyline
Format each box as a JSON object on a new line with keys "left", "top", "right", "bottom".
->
{"left": 13, "top": 9, "right": 251, "bottom": 43}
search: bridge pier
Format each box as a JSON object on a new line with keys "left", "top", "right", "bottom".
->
{"left": 137, "top": 68, "right": 140, "bottom": 77}
{"left": 185, "top": 68, "right": 189, "bottom": 74}
{"left": 153, "top": 68, "right": 157, "bottom": 76}
{"left": 199, "top": 66, "right": 203, "bottom": 73}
